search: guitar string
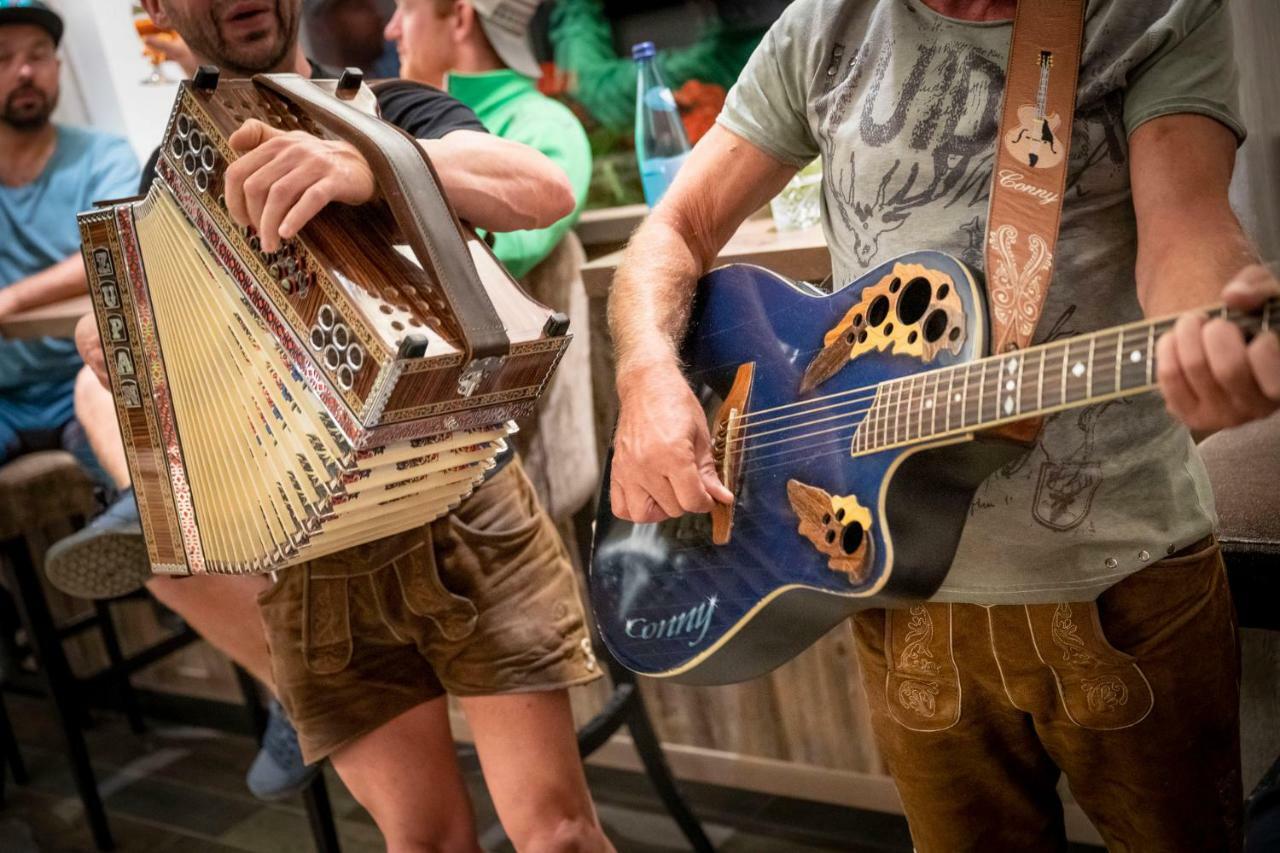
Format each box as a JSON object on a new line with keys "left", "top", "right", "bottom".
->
{"left": 721, "top": 332, "right": 1145, "bottom": 450}
{"left": 723, "top": 305, "right": 1264, "bottom": 431}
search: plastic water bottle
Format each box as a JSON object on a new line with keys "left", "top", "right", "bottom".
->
{"left": 633, "top": 41, "right": 690, "bottom": 208}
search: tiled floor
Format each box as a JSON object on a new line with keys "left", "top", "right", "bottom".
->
{"left": 0, "top": 692, "right": 1104, "bottom": 852}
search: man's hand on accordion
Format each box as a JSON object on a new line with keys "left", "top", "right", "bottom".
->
{"left": 224, "top": 119, "right": 377, "bottom": 254}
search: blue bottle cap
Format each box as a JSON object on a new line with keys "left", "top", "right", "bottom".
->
{"left": 631, "top": 41, "right": 657, "bottom": 60}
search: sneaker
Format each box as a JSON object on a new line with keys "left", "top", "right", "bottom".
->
{"left": 246, "top": 700, "right": 321, "bottom": 801}
{"left": 44, "top": 487, "right": 151, "bottom": 600}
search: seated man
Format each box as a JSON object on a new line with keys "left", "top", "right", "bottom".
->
{"left": 386, "top": 0, "right": 599, "bottom": 520}
{"left": 0, "top": 1, "right": 138, "bottom": 477}
{"left": 47, "top": 1, "right": 611, "bottom": 848}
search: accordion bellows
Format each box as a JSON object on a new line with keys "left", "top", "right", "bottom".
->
{"left": 77, "top": 72, "right": 571, "bottom": 576}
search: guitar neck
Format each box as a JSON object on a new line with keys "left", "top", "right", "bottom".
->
{"left": 1034, "top": 57, "right": 1051, "bottom": 117}
{"left": 852, "top": 296, "right": 1278, "bottom": 456}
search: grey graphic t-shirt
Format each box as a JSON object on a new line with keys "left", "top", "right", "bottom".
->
{"left": 718, "top": 0, "right": 1243, "bottom": 603}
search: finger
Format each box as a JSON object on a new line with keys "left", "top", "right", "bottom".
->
{"left": 277, "top": 181, "right": 336, "bottom": 243}
{"left": 638, "top": 474, "right": 683, "bottom": 519}
{"left": 1222, "top": 264, "right": 1280, "bottom": 310}
{"left": 610, "top": 474, "right": 630, "bottom": 521}
{"left": 1202, "top": 318, "right": 1270, "bottom": 420}
{"left": 223, "top": 134, "right": 291, "bottom": 227}
{"left": 631, "top": 493, "right": 671, "bottom": 525}
{"left": 1173, "top": 312, "right": 1232, "bottom": 416}
{"left": 693, "top": 428, "right": 734, "bottom": 505}
{"left": 258, "top": 170, "right": 313, "bottom": 253}
{"left": 666, "top": 466, "right": 714, "bottom": 515}
{"left": 1156, "top": 329, "right": 1197, "bottom": 422}
{"left": 239, "top": 156, "right": 300, "bottom": 245}
{"left": 1247, "top": 332, "right": 1280, "bottom": 403}
{"left": 227, "top": 118, "right": 283, "bottom": 154}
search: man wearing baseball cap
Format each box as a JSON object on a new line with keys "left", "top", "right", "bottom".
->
{"left": 0, "top": 0, "right": 138, "bottom": 477}
{"left": 386, "top": 0, "right": 590, "bottom": 279}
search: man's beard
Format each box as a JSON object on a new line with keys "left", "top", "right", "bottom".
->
{"left": 164, "top": 0, "right": 300, "bottom": 76}
{"left": 1, "top": 86, "right": 55, "bottom": 131}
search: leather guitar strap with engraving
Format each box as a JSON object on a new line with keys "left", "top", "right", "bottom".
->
{"left": 984, "top": 0, "right": 1087, "bottom": 354}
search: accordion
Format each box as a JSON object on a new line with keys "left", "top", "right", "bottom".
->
{"left": 77, "top": 70, "right": 571, "bottom": 577}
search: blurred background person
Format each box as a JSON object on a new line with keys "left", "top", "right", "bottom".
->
{"left": 0, "top": 0, "right": 138, "bottom": 477}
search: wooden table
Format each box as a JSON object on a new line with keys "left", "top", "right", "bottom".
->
{"left": 580, "top": 216, "right": 830, "bottom": 298}
{"left": 0, "top": 295, "right": 92, "bottom": 339}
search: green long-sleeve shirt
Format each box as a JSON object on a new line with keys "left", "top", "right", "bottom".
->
{"left": 446, "top": 69, "right": 592, "bottom": 278}
{"left": 548, "top": 0, "right": 765, "bottom": 133}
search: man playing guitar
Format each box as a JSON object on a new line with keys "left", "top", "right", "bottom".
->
{"left": 607, "top": 0, "right": 1278, "bottom": 849}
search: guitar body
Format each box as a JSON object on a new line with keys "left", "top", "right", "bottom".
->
{"left": 1003, "top": 105, "right": 1064, "bottom": 170}
{"left": 589, "top": 252, "right": 1029, "bottom": 685}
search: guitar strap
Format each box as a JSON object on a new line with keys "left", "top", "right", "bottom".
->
{"left": 984, "top": 0, "right": 1088, "bottom": 354}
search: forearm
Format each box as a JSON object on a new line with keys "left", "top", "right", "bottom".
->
{"left": 0, "top": 255, "right": 88, "bottom": 316}
{"left": 1132, "top": 115, "right": 1258, "bottom": 317}
{"left": 1136, "top": 203, "right": 1257, "bottom": 318}
{"left": 420, "top": 132, "right": 575, "bottom": 233}
{"left": 608, "top": 212, "right": 710, "bottom": 387}
{"left": 491, "top": 216, "right": 574, "bottom": 279}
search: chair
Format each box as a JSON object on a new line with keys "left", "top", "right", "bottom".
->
{"left": 1199, "top": 415, "right": 1280, "bottom": 852}
{"left": 1198, "top": 415, "right": 1280, "bottom": 631}
{"left": 0, "top": 451, "right": 344, "bottom": 852}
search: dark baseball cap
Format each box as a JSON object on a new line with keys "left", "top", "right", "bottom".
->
{"left": 0, "top": 0, "right": 64, "bottom": 46}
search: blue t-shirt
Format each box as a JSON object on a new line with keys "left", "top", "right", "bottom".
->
{"left": 0, "top": 125, "right": 140, "bottom": 393}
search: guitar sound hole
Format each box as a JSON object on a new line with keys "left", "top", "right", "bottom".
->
{"left": 889, "top": 277, "right": 901, "bottom": 293}
{"left": 924, "top": 309, "right": 949, "bottom": 343}
{"left": 896, "top": 277, "right": 933, "bottom": 325}
{"left": 841, "top": 524, "right": 864, "bottom": 555}
{"left": 937, "top": 283, "right": 950, "bottom": 300}
{"left": 867, "top": 295, "right": 890, "bottom": 326}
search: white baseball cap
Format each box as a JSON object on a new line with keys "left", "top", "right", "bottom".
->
{"left": 470, "top": 0, "right": 541, "bottom": 79}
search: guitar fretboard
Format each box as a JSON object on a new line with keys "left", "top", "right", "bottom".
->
{"left": 852, "top": 298, "right": 1276, "bottom": 456}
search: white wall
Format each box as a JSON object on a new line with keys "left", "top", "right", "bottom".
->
{"left": 53, "top": 0, "right": 181, "bottom": 162}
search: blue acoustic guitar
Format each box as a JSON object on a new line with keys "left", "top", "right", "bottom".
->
{"left": 589, "top": 251, "right": 1277, "bottom": 685}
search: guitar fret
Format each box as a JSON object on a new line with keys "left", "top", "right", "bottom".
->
{"left": 945, "top": 367, "right": 955, "bottom": 433}
{"left": 1085, "top": 336, "right": 1096, "bottom": 400}
{"left": 976, "top": 361, "right": 986, "bottom": 426}
{"left": 1060, "top": 343, "right": 1069, "bottom": 405}
{"left": 965, "top": 363, "right": 976, "bottom": 428}
{"left": 1036, "top": 348, "right": 1046, "bottom": 411}
{"left": 917, "top": 373, "right": 927, "bottom": 441}
{"left": 930, "top": 370, "right": 940, "bottom": 437}
{"left": 894, "top": 380, "right": 905, "bottom": 445}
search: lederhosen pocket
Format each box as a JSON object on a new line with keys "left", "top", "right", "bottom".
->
{"left": 300, "top": 527, "right": 477, "bottom": 673}
{"left": 391, "top": 527, "right": 479, "bottom": 643}
{"left": 1022, "top": 600, "right": 1154, "bottom": 730}
{"left": 883, "top": 603, "right": 963, "bottom": 731}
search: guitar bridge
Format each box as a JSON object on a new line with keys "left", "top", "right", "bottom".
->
{"left": 710, "top": 362, "right": 754, "bottom": 545}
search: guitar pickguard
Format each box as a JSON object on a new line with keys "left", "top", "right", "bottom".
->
{"left": 800, "top": 262, "right": 966, "bottom": 392}
{"left": 786, "top": 481, "right": 873, "bottom": 583}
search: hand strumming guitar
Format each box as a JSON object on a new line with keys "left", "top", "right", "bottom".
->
{"left": 608, "top": 125, "right": 797, "bottom": 524}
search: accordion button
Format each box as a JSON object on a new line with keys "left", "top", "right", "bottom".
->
{"left": 310, "top": 326, "right": 326, "bottom": 351}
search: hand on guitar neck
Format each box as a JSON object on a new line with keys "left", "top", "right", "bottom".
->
{"left": 1157, "top": 263, "right": 1280, "bottom": 436}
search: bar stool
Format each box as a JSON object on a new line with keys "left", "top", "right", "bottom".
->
{"left": 0, "top": 451, "right": 127, "bottom": 849}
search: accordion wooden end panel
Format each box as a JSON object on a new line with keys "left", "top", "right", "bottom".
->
{"left": 77, "top": 75, "right": 571, "bottom": 577}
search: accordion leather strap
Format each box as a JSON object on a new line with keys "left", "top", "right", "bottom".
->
{"left": 984, "top": 0, "right": 1086, "bottom": 354}
{"left": 255, "top": 73, "right": 511, "bottom": 362}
